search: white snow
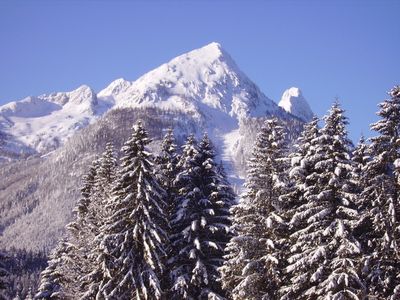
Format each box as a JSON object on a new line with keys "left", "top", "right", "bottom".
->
{"left": 278, "top": 87, "right": 314, "bottom": 122}
{"left": 0, "top": 42, "right": 297, "bottom": 171}
{"left": 98, "top": 42, "right": 281, "bottom": 123}
{"left": 0, "top": 85, "right": 113, "bottom": 153}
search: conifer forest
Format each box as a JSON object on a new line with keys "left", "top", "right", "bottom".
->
{"left": 2, "top": 86, "right": 400, "bottom": 299}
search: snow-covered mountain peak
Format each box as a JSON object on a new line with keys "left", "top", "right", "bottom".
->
{"left": 0, "top": 96, "right": 61, "bottom": 118}
{"left": 285, "top": 87, "right": 302, "bottom": 98}
{"left": 0, "top": 84, "right": 113, "bottom": 155}
{"left": 40, "top": 85, "right": 97, "bottom": 107}
{"left": 103, "top": 42, "right": 280, "bottom": 123}
{"left": 61, "top": 85, "right": 99, "bottom": 112}
{"left": 98, "top": 78, "right": 131, "bottom": 98}
{"left": 174, "top": 42, "right": 233, "bottom": 67}
{"left": 279, "top": 87, "right": 314, "bottom": 122}
{"left": 0, "top": 42, "right": 301, "bottom": 159}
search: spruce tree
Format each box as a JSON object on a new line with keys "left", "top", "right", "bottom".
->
{"left": 284, "top": 103, "right": 365, "bottom": 299}
{"left": 67, "top": 158, "right": 99, "bottom": 239}
{"left": 94, "top": 142, "right": 117, "bottom": 204}
{"left": 278, "top": 117, "right": 320, "bottom": 299}
{"left": 25, "top": 288, "right": 34, "bottom": 300}
{"left": 169, "top": 134, "right": 234, "bottom": 299}
{"left": 155, "top": 128, "right": 180, "bottom": 225}
{"left": 35, "top": 240, "right": 75, "bottom": 300}
{"left": 358, "top": 86, "right": 400, "bottom": 299}
{"left": 80, "top": 143, "right": 117, "bottom": 299}
{"left": 36, "top": 158, "right": 100, "bottom": 299}
{"left": 220, "top": 118, "right": 288, "bottom": 300}
{"left": 0, "top": 251, "right": 7, "bottom": 300}
{"left": 155, "top": 129, "right": 180, "bottom": 292}
{"left": 351, "top": 136, "right": 371, "bottom": 251}
{"left": 350, "top": 136, "right": 369, "bottom": 195}
{"left": 97, "top": 121, "right": 168, "bottom": 299}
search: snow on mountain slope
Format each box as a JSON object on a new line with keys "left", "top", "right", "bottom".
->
{"left": 0, "top": 42, "right": 307, "bottom": 252}
{"left": 100, "top": 42, "right": 281, "bottom": 122}
{"left": 0, "top": 42, "right": 290, "bottom": 164}
{"left": 279, "top": 87, "right": 314, "bottom": 122}
{"left": 98, "top": 42, "right": 288, "bottom": 168}
{"left": 0, "top": 85, "right": 113, "bottom": 154}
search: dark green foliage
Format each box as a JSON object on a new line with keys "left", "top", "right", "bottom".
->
{"left": 169, "top": 134, "right": 235, "bottom": 299}
{"left": 358, "top": 86, "right": 400, "bottom": 299}
{"left": 97, "top": 121, "right": 168, "bottom": 299}
{"left": 35, "top": 240, "right": 75, "bottom": 300}
{"left": 0, "top": 251, "right": 7, "bottom": 300}
{"left": 283, "top": 103, "right": 365, "bottom": 299}
{"left": 221, "top": 118, "right": 288, "bottom": 300}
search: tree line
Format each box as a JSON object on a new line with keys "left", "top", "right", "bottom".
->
{"left": 220, "top": 86, "right": 400, "bottom": 300}
{"left": 32, "top": 122, "right": 235, "bottom": 300}
{"left": 2, "top": 86, "right": 400, "bottom": 299}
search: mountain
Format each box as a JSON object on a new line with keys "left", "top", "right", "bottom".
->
{"left": 0, "top": 42, "right": 306, "bottom": 252}
{"left": 278, "top": 87, "right": 314, "bottom": 122}
{"left": 99, "top": 42, "right": 280, "bottom": 120}
{"left": 0, "top": 42, "right": 286, "bottom": 161}
{"left": 0, "top": 85, "right": 113, "bottom": 160}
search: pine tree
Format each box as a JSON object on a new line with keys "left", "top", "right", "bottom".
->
{"left": 25, "top": 288, "right": 34, "bottom": 300}
{"left": 97, "top": 121, "right": 168, "bottom": 299}
{"left": 0, "top": 251, "right": 8, "bottom": 300}
{"left": 35, "top": 240, "right": 75, "bottom": 300}
{"left": 36, "top": 158, "right": 100, "bottom": 299}
{"left": 169, "top": 134, "right": 234, "bottom": 299}
{"left": 155, "top": 129, "right": 180, "bottom": 292}
{"left": 358, "top": 86, "right": 400, "bottom": 299}
{"left": 80, "top": 143, "right": 117, "bottom": 299}
{"left": 278, "top": 117, "right": 320, "bottom": 299}
{"left": 351, "top": 136, "right": 372, "bottom": 254}
{"left": 93, "top": 142, "right": 117, "bottom": 206}
{"left": 220, "top": 118, "right": 288, "bottom": 300}
{"left": 67, "top": 158, "right": 99, "bottom": 240}
{"left": 350, "top": 136, "right": 369, "bottom": 195}
{"left": 284, "top": 103, "right": 365, "bottom": 299}
{"left": 155, "top": 128, "right": 180, "bottom": 226}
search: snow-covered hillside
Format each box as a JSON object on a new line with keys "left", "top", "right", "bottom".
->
{"left": 0, "top": 42, "right": 296, "bottom": 169}
{"left": 0, "top": 85, "right": 113, "bottom": 155}
{"left": 0, "top": 42, "right": 307, "bottom": 252}
{"left": 98, "top": 42, "right": 289, "bottom": 174}
{"left": 99, "top": 42, "right": 281, "bottom": 121}
{"left": 279, "top": 87, "right": 314, "bottom": 122}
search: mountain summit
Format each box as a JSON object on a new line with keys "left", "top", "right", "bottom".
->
{"left": 0, "top": 42, "right": 289, "bottom": 159}
{"left": 99, "top": 42, "right": 281, "bottom": 122}
{"left": 278, "top": 87, "right": 314, "bottom": 122}
{"left": 0, "top": 42, "right": 306, "bottom": 252}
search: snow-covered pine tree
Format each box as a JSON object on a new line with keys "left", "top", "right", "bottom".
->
{"left": 350, "top": 136, "right": 369, "bottom": 195}
{"left": 155, "top": 128, "right": 180, "bottom": 225}
{"left": 350, "top": 136, "right": 372, "bottom": 253}
{"left": 36, "top": 158, "right": 100, "bottom": 299}
{"left": 79, "top": 143, "right": 117, "bottom": 299}
{"left": 35, "top": 240, "right": 75, "bottom": 300}
{"left": 284, "top": 102, "right": 365, "bottom": 299}
{"left": 169, "top": 133, "right": 234, "bottom": 299}
{"left": 97, "top": 121, "right": 168, "bottom": 299}
{"left": 278, "top": 117, "right": 320, "bottom": 299}
{"left": 196, "top": 134, "right": 235, "bottom": 298}
{"left": 358, "top": 86, "right": 400, "bottom": 299}
{"left": 0, "top": 251, "right": 7, "bottom": 300}
{"left": 94, "top": 142, "right": 117, "bottom": 204}
{"left": 155, "top": 129, "right": 180, "bottom": 291}
{"left": 24, "top": 288, "right": 34, "bottom": 300}
{"left": 67, "top": 158, "right": 98, "bottom": 238}
{"left": 220, "top": 118, "right": 288, "bottom": 300}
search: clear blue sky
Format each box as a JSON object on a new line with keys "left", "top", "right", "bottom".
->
{"left": 0, "top": 0, "right": 399, "bottom": 142}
